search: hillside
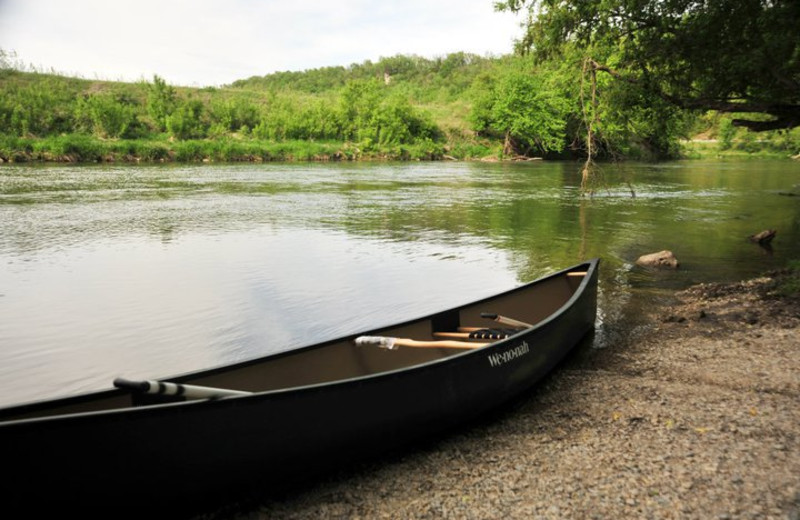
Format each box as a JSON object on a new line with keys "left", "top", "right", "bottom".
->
{"left": 0, "top": 53, "right": 508, "bottom": 163}
{"left": 1, "top": 52, "right": 797, "bottom": 164}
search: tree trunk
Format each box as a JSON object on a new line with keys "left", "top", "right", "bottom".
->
{"left": 503, "top": 131, "right": 514, "bottom": 156}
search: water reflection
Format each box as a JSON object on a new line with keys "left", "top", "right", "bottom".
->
{"left": 1, "top": 160, "right": 799, "bottom": 406}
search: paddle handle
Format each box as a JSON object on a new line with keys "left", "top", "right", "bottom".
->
{"left": 114, "top": 378, "right": 251, "bottom": 400}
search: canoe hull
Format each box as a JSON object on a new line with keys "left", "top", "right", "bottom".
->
{"left": 0, "top": 259, "right": 598, "bottom": 516}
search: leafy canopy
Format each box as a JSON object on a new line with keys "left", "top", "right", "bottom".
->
{"left": 496, "top": 0, "right": 800, "bottom": 130}
{"left": 470, "top": 58, "right": 569, "bottom": 155}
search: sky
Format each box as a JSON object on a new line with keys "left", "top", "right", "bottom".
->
{"left": 0, "top": 0, "right": 525, "bottom": 87}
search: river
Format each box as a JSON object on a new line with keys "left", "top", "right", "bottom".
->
{"left": 1, "top": 159, "right": 798, "bottom": 407}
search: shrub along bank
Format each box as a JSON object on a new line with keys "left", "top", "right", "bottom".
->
{"left": 1, "top": 51, "right": 798, "bottom": 164}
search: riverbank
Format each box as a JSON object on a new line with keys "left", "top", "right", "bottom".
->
{"left": 681, "top": 139, "right": 800, "bottom": 161}
{"left": 0, "top": 135, "right": 459, "bottom": 163}
{"left": 205, "top": 269, "right": 800, "bottom": 519}
{"left": 2, "top": 135, "right": 798, "bottom": 165}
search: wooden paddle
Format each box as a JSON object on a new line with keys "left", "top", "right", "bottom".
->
{"left": 354, "top": 336, "right": 490, "bottom": 350}
{"left": 114, "top": 378, "right": 251, "bottom": 400}
{"left": 433, "top": 331, "right": 477, "bottom": 339}
{"left": 480, "top": 313, "right": 533, "bottom": 329}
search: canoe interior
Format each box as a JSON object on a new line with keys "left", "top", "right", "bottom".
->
{"left": 0, "top": 261, "right": 594, "bottom": 423}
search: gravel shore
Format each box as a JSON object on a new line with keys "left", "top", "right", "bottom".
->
{"left": 208, "top": 272, "right": 800, "bottom": 520}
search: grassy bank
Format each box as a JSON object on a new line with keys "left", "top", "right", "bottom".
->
{"left": 0, "top": 57, "right": 503, "bottom": 164}
{"left": 2, "top": 59, "right": 798, "bottom": 165}
{"left": 0, "top": 134, "right": 480, "bottom": 163}
{"left": 681, "top": 140, "right": 800, "bottom": 161}
{"left": 3, "top": 133, "right": 797, "bottom": 165}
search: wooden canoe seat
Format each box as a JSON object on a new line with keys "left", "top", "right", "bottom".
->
{"left": 432, "top": 312, "right": 532, "bottom": 342}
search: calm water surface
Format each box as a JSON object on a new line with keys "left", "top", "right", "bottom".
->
{"left": 1, "top": 160, "right": 799, "bottom": 407}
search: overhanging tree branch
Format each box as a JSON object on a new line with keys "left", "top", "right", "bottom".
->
{"left": 499, "top": 0, "right": 800, "bottom": 135}
{"left": 587, "top": 60, "right": 800, "bottom": 131}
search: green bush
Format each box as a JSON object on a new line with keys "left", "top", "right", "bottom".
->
{"left": 167, "top": 100, "right": 207, "bottom": 140}
{"left": 718, "top": 119, "right": 736, "bottom": 150}
{"left": 208, "top": 97, "right": 260, "bottom": 132}
{"left": 146, "top": 75, "right": 177, "bottom": 131}
{"left": 0, "top": 76, "right": 78, "bottom": 136}
{"left": 74, "top": 93, "right": 137, "bottom": 139}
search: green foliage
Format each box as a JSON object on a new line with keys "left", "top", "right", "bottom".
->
{"left": 493, "top": 70, "right": 566, "bottom": 154}
{"left": 2, "top": 44, "right": 796, "bottom": 163}
{"left": 74, "top": 92, "right": 138, "bottom": 139}
{"left": 296, "top": 99, "right": 341, "bottom": 140}
{"left": 0, "top": 135, "right": 33, "bottom": 161}
{"left": 245, "top": 79, "right": 439, "bottom": 147}
{"left": 166, "top": 99, "right": 207, "bottom": 140}
{"left": 718, "top": 119, "right": 736, "bottom": 151}
{"left": 497, "top": 0, "right": 800, "bottom": 132}
{"left": 340, "top": 80, "right": 440, "bottom": 146}
{"left": 47, "top": 134, "right": 105, "bottom": 160}
{"left": 209, "top": 97, "right": 260, "bottom": 132}
{"left": 0, "top": 73, "right": 78, "bottom": 136}
{"left": 338, "top": 79, "right": 383, "bottom": 141}
{"left": 597, "top": 76, "right": 694, "bottom": 159}
{"left": 373, "top": 93, "right": 440, "bottom": 145}
{"left": 770, "top": 128, "right": 800, "bottom": 153}
{"left": 231, "top": 53, "right": 494, "bottom": 100}
{"left": 469, "top": 58, "right": 569, "bottom": 156}
{"left": 252, "top": 93, "right": 341, "bottom": 141}
{"left": 146, "top": 75, "right": 177, "bottom": 131}
{"left": 0, "top": 52, "right": 497, "bottom": 161}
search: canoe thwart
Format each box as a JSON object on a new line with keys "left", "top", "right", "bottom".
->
{"left": 354, "top": 336, "right": 489, "bottom": 350}
{"left": 113, "top": 378, "right": 251, "bottom": 400}
{"left": 479, "top": 313, "right": 533, "bottom": 329}
{"left": 567, "top": 271, "right": 588, "bottom": 277}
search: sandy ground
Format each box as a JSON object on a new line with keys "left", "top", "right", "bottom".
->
{"left": 203, "top": 272, "right": 800, "bottom": 520}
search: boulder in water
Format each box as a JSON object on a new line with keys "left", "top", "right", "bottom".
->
{"left": 636, "top": 250, "right": 679, "bottom": 269}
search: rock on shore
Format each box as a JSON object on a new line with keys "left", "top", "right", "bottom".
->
{"left": 204, "top": 272, "right": 800, "bottom": 520}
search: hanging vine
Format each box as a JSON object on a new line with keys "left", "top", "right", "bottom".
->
{"left": 580, "top": 58, "right": 600, "bottom": 195}
{"left": 579, "top": 58, "right": 636, "bottom": 198}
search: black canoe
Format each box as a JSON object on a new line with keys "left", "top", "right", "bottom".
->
{"left": 0, "top": 258, "right": 599, "bottom": 517}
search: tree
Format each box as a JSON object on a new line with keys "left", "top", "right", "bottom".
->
{"left": 470, "top": 59, "right": 569, "bottom": 156}
{"left": 338, "top": 79, "right": 383, "bottom": 141}
{"left": 496, "top": 0, "right": 800, "bottom": 131}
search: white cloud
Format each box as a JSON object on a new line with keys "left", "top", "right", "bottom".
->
{"left": 0, "top": 0, "right": 523, "bottom": 86}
